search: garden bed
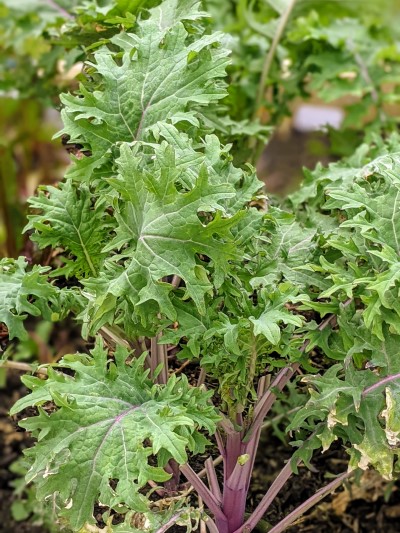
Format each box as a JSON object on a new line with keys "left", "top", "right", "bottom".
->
{"left": 2, "top": 364, "right": 400, "bottom": 533}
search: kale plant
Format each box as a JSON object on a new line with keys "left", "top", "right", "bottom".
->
{"left": 2, "top": 1, "right": 400, "bottom": 532}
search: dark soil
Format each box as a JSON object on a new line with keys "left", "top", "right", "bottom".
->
{"left": 255, "top": 436, "right": 400, "bottom": 533}
{"left": 0, "top": 372, "right": 48, "bottom": 533}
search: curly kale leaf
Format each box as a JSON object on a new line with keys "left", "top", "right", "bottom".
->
{"left": 11, "top": 340, "right": 219, "bottom": 530}
{"left": 323, "top": 151, "right": 400, "bottom": 338}
{"left": 25, "top": 180, "right": 111, "bottom": 278}
{"left": 0, "top": 257, "right": 59, "bottom": 340}
{"left": 288, "top": 139, "right": 400, "bottom": 479}
{"left": 81, "top": 142, "right": 246, "bottom": 335}
{"left": 59, "top": 7, "right": 230, "bottom": 182}
{"left": 289, "top": 333, "right": 400, "bottom": 480}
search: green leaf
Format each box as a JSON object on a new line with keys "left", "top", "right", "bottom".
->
{"left": 290, "top": 334, "right": 400, "bottom": 479}
{"left": 250, "top": 308, "right": 302, "bottom": 345}
{"left": 149, "top": 0, "right": 208, "bottom": 29}
{"left": 152, "top": 123, "right": 264, "bottom": 212}
{"left": 327, "top": 172, "right": 400, "bottom": 254}
{"left": 25, "top": 181, "right": 110, "bottom": 278}
{"left": 12, "top": 340, "right": 219, "bottom": 530}
{"left": 250, "top": 209, "right": 319, "bottom": 290}
{"left": 83, "top": 143, "right": 244, "bottom": 331}
{"left": 0, "top": 257, "right": 58, "bottom": 340}
{"left": 248, "top": 286, "right": 304, "bottom": 345}
{"left": 59, "top": 13, "right": 230, "bottom": 182}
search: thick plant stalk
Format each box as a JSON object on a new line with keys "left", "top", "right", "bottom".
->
{"left": 218, "top": 393, "right": 263, "bottom": 530}
{"left": 224, "top": 425, "right": 244, "bottom": 479}
{"left": 220, "top": 432, "right": 252, "bottom": 532}
{"left": 221, "top": 471, "right": 248, "bottom": 531}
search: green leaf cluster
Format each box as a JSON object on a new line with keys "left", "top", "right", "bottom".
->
{"left": 0, "top": 256, "right": 70, "bottom": 340}
{"left": 11, "top": 340, "right": 219, "bottom": 530}
{"left": 287, "top": 135, "right": 400, "bottom": 478}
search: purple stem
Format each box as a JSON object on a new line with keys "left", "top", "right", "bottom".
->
{"left": 205, "top": 517, "right": 220, "bottom": 533}
{"left": 242, "top": 426, "right": 262, "bottom": 494}
{"left": 221, "top": 455, "right": 249, "bottom": 532}
{"left": 243, "top": 363, "right": 300, "bottom": 443}
{"left": 180, "top": 464, "right": 228, "bottom": 527}
{"left": 220, "top": 431, "right": 248, "bottom": 532}
{"left": 215, "top": 428, "right": 226, "bottom": 459}
{"left": 205, "top": 457, "right": 222, "bottom": 502}
{"left": 262, "top": 471, "right": 353, "bottom": 533}
{"left": 221, "top": 481, "right": 248, "bottom": 532}
{"left": 235, "top": 459, "right": 297, "bottom": 533}
{"left": 219, "top": 424, "right": 263, "bottom": 532}
{"left": 164, "top": 459, "right": 180, "bottom": 493}
{"left": 362, "top": 372, "right": 400, "bottom": 397}
{"left": 147, "top": 479, "right": 167, "bottom": 497}
{"left": 225, "top": 430, "right": 244, "bottom": 480}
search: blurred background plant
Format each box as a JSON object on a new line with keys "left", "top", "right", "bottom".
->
{"left": 205, "top": 0, "right": 400, "bottom": 174}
